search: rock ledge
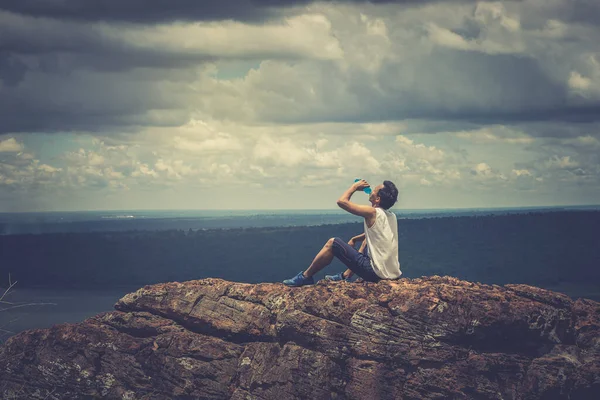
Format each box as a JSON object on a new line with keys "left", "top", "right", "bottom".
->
{"left": 1, "top": 276, "right": 599, "bottom": 399}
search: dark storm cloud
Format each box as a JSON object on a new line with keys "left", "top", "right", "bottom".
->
{"left": 264, "top": 49, "right": 600, "bottom": 130}
{"left": 0, "top": 8, "right": 319, "bottom": 95}
{"left": 0, "top": 5, "right": 329, "bottom": 135}
{"left": 0, "top": 103, "right": 190, "bottom": 134}
{"left": 0, "top": 11, "right": 277, "bottom": 74}
{"left": 0, "top": 0, "right": 286, "bottom": 23}
{"left": 1, "top": 0, "right": 599, "bottom": 136}
{"left": 0, "top": 67, "right": 194, "bottom": 134}
{"left": 0, "top": 52, "right": 27, "bottom": 87}
{"left": 0, "top": 0, "right": 468, "bottom": 23}
{"left": 2, "top": 47, "right": 600, "bottom": 135}
{"left": 524, "top": 0, "right": 600, "bottom": 26}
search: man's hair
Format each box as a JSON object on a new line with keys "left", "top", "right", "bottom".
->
{"left": 378, "top": 180, "right": 398, "bottom": 210}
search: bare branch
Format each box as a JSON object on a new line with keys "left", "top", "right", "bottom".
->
{"left": 1, "top": 274, "right": 57, "bottom": 344}
{"left": 0, "top": 279, "right": 18, "bottom": 303}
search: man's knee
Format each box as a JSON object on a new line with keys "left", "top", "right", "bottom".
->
{"left": 326, "top": 237, "right": 338, "bottom": 247}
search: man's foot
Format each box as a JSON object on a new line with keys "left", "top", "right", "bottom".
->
{"left": 283, "top": 271, "right": 315, "bottom": 287}
{"left": 324, "top": 272, "right": 351, "bottom": 282}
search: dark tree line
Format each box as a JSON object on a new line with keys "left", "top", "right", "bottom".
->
{"left": 1, "top": 212, "right": 598, "bottom": 293}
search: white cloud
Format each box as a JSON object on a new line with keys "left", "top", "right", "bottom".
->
{"left": 569, "top": 71, "right": 592, "bottom": 91}
{"left": 511, "top": 168, "right": 541, "bottom": 190}
{"left": 0, "top": 10, "right": 342, "bottom": 63}
{"left": 380, "top": 134, "right": 464, "bottom": 188}
{"left": 469, "top": 162, "right": 508, "bottom": 184}
{"left": 73, "top": 123, "right": 384, "bottom": 189}
{"left": 38, "top": 164, "right": 61, "bottom": 174}
{"left": 131, "top": 163, "right": 159, "bottom": 179}
{"left": 86, "top": 122, "right": 461, "bottom": 191}
{"left": 505, "top": 129, "right": 600, "bottom": 190}
{"left": 473, "top": 162, "right": 493, "bottom": 175}
{"left": 567, "top": 55, "right": 600, "bottom": 99}
{"left": 0, "top": 138, "right": 24, "bottom": 152}
{"left": 561, "top": 135, "right": 600, "bottom": 149}
{"left": 3, "top": 121, "right": 599, "bottom": 209}
{"left": 252, "top": 136, "right": 312, "bottom": 168}
{"left": 544, "top": 155, "right": 579, "bottom": 169}
{"left": 512, "top": 169, "right": 532, "bottom": 177}
{"left": 5, "top": 0, "right": 600, "bottom": 136}
{"left": 341, "top": 142, "right": 381, "bottom": 174}
{"left": 181, "top": 1, "right": 594, "bottom": 127}
{"left": 395, "top": 135, "right": 414, "bottom": 146}
{"left": 427, "top": 24, "right": 470, "bottom": 51}
{"left": 299, "top": 174, "right": 335, "bottom": 187}
{"left": 173, "top": 135, "right": 242, "bottom": 154}
{"left": 474, "top": 2, "right": 521, "bottom": 33}
{"left": 395, "top": 135, "right": 445, "bottom": 164}
{"left": 0, "top": 158, "right": 63, "bottom": 188}
{"left": 3, "top": 1, "right": 600, "bottom": 209}
{"left": 531, "top": 19, "right": 567, "bottom": 39}
{"left": 427, "top": 3, "right": 524, "bottom": 55}
{"left": 454, "top": 126, "right": 535, "bottom": 144}
{"left": 102, "top": 13, "right": 343, "bottom": 61}
{"left": 154, "top": 159, "right": 198, "bottom": 180}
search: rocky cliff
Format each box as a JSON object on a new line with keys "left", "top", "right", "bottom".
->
{"left": 0, "top": 276, "right": 599, "bottom": 399}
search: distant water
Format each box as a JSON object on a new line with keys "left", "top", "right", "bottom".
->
{"left": 1, "top": 205, "right": 598, "bottom": 235}
{"left": 0, "top": 287, "right": 138, "bottom": 343}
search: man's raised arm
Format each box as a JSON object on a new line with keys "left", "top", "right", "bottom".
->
{"left": 336, "top": 180, "right": 376, "bottom": 219}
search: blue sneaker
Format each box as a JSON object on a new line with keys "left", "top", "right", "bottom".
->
{"left": 283, "top": 271, "right": 314, "bottom": 287}
{"left": 324, "top": 272, "right": 351, "bottom": 282}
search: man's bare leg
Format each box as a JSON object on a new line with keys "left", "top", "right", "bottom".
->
{"left": 303, "top": 238, "right": 336, "bottom": 277}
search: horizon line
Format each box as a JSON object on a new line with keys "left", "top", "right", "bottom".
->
{"left": 2, "top": 204, "right": 600, "bottom": 214}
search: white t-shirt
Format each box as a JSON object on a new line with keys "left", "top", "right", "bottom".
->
{"left": 364, "top": 207, "right": 401, "bottom": 279}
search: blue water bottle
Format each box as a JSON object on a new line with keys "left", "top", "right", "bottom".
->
{"left": 354, "top": 178, "right": 372, "bottom": 195}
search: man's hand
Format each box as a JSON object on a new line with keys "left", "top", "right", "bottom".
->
{"left": 352, "top": 179, "right": 370, "bottom": 192}
{"left": 353, "top": 233, "right": 366, "bottom": 242}
{"left": 348, "top": 233, "right": 366, "bottom": 247}
{"left": 358, "top": 240, "right": 367, "bottom": 254}
{"left": 337, "top": 184, "right": 376, "bottom": 219}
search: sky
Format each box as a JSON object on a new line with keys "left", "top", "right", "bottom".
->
{"left": 1, "top": 0, "right": 599, "bottom": 212}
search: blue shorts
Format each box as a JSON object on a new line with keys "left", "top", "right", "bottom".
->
{"left": 331, "top": 237, "right": 381, "bottom": 282}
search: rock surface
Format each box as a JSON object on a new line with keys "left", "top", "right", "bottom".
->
{"left": 0, "top": 276, "right": 599, "bottom": 399}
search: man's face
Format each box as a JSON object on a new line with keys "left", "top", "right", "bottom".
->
{"left": 369, "top": 184, "right": 384, "bottom": 206}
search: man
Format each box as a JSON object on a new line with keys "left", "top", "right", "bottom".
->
{"left": 283, "top": 179, "right": 401, "bottom": 286}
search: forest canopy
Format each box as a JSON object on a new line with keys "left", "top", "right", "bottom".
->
{"left": 1, "top": 212, "right": 598, "bottom": 295}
